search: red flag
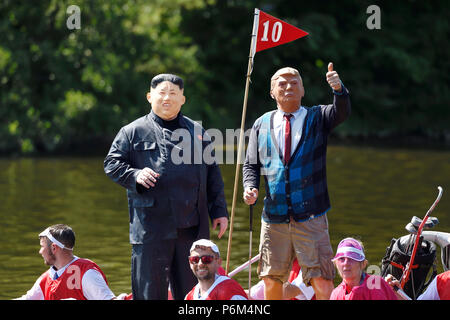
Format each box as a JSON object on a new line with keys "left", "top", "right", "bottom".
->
{"left": 252, "top": 9, "right": 309, "bottom": 53}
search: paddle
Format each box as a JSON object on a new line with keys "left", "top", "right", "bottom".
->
{"left": 228, "top": 254, "right": 261, "bottom": 278}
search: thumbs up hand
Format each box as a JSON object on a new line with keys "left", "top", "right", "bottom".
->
{"left": 326, "top": 62, "right": 342, "bottom": 92}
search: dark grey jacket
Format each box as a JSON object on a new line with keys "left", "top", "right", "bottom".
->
{"left": 104, "top": 111, "right": 228, "bottom": 244}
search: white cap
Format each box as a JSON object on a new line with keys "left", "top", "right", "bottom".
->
{"left": 190, "top": 239, "right": 220, "bottom": 257}
{"left": 39, "top": 227, "right": 73, "bottom": 251}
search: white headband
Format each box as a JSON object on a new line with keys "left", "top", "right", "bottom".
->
{"left": 39, "top": 228, "right": 73, "bottom": 251}
{"left": 336, "top": 246, "right": 365, "bottom": 258}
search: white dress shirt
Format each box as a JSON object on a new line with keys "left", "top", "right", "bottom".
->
{"left": 273, "top": 107, "right": 307, "bottom": 158}
{"left": 417, "top": 276, "right": 441, "bottom": 300}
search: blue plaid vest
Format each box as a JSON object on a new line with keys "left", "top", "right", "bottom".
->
{"left": 258, "top": 107, "right": 331, "bottom": 223}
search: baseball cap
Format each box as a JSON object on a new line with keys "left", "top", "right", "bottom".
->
{"left": 190, "top": 239, "right": 220, "bottom": 257}
{"left": 332, "top": 237, "right": 365, "bottom": 262}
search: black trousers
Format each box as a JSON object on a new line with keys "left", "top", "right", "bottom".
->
{"left": 131, "top": 227, "right": 198, "bottom": 300}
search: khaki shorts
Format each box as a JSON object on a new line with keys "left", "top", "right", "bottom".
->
{"left": 257, "top": 214, "right": 335, "bottom": 285}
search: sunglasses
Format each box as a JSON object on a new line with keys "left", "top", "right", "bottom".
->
{"left": 188, "top": 255, "right": 215, "bottom": 265}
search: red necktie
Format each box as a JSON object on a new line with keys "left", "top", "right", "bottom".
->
{"left": 284, "top": 114, "right": 293, "bottom": 165}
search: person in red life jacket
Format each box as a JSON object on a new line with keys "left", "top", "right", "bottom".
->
{"left": 386, "top": 270, "right": 450, "bottom": 300}
{"left": 330, "top": 237, "right": 397, "bottom": 300}
{"left": 16, "top": 224, "right": 128, "bottom": 300}
{"left": 283, "top": 258, "right": 316, "bottom": 300}
{"left": 248, "top": 258, "right": 315, "bottom": 300}
{"left": 185, "top": 239, "right": 247, "bottom": 300}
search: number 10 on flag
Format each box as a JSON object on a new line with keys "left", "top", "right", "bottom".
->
{"left": 251, "top": 8, "right": 309, "bottom": 57}
{"left": 261, "top": 20, "right": 283, "bottom": 43}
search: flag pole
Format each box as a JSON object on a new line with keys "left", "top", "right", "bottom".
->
{"left": 225, "top": 8, "right": 260, "bottom": 274}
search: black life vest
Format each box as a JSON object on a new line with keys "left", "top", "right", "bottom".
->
{"left": 381, "top": 235, "right": 437, "bottom": 299}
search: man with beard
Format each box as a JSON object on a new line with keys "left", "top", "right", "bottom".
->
{"left": 185, "top": 239, "right": 247, "bottom": 300}
{"left": 16, "top": 224, "right": 127, "bottom": 300}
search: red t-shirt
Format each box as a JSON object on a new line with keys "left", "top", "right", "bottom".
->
{"left": 330, "top": 273, "right": 398, "bottom": 300}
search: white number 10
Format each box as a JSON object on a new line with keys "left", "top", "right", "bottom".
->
{"left": 261, "top": 21, "right": 283, "bottom": 42}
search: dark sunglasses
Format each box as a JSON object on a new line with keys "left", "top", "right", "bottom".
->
{"left": 188, "top": 255, "right": 215, "bottom": 265}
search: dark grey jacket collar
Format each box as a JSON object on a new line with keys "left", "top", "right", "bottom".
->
{"left": 149, "top": 110, "right": 185, "bottom": 131}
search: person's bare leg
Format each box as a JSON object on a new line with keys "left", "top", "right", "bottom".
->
{"left": 310, "top": 277, "right": 334, "bottom": 300}
{"left": 263, "top": 277, "right": 283, "bottom": 300}
{"left": 282, "top": 282, "right": 301, "bottom": 300}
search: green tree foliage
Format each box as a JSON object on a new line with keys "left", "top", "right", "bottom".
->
{"left": 0, "top": 0, "right": 209, "bottom": 154}
{"left": 0, "top": 0, "right": 449, "bottom": 155}
{"left": 182, "top": 0, "right": 450, "bottom": 141}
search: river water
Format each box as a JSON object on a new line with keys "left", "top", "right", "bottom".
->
{"left": 0, "top": 144, "right": 449, "bottom": 299}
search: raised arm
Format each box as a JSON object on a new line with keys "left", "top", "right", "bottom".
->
{"left": 322, "top": 62, "right": 351, "bottom": 132}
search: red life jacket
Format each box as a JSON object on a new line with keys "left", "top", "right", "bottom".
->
{"left": 39, "top": 258, "right": 108, "bottom": 300}
{"left": 437, "top": 270, "right": 450, "bottom": 300}
{"left": 185, "top": 275, "right": 248, "bottom": 300}
{"left": 288, "top": 258, "right": 301, "bottom": 283}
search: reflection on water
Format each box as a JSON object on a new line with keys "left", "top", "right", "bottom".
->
{"left": 0, "top": 145, "right": 449, "bottom": 299}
